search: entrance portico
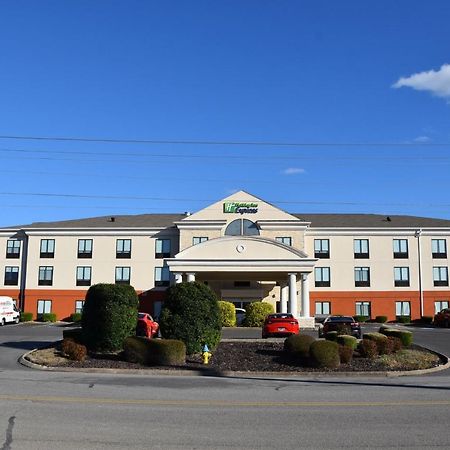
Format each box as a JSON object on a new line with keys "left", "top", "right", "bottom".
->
{"left": 166, "top": 236, "right": 317, "bottom": 327}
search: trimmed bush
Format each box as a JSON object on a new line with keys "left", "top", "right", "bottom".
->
{"left": 354, "top": 315, "right": 369, "bottom": 323}
{"left": 243, "top": 302, "right": 274, "bottom": 327}
{"left": 336, "top": 335, "right": 358, "bottom": 350}
{"left": 397, "top": 316, "right": 411, "bottom": 324}
{"left": 63, "top": 328, "right": 84, "bottom": 344}
{"left": 338, "top": 345, "right": 354, "bottom": 364}
{"left": 70, "top": 313, "right": 82, "bottom": 323}
{"left": 159, "top": 282, "right": 221, "bottom": 354}
{"left": 60, "top": 339, "right": 87, "bottom": 362}
{"left": 358, "top": 339, "right": 378, "bottom": 358}
{"left": 388, "top": 336, "right": 403, "bottom": 353}
{"left": 309, "top": 340, "right": 340, "bottom": 369}
{"left": 218, "top": 301, "right": 236, "bottom": 327}
{"left": 82, "top": 283, "right": 139, "bottom": 352}
{"left": 380, "top": 328, "right": 413, "bottom": 347}
{"left": 41, "top": 313, "right": 57, "bottom": 323}
{"left": 124, "top": 337, "right": 186, "bottom": 366}
{"left": 363, "top": 332, "right": 390, "bottom": 355}
{"left": 324, "top": 331, "right": 338, "bottom": 341}
{"left": 375, "top": 316, "right": 388, "bottom": 323}
{"left": 20, "top": 312, "right": 33, "bottom": 322}
{"left": 284, "top": 334, "right": 316, "bottom": 357}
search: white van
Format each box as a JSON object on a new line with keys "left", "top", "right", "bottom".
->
{"left": 0, "top": 296, "right": 20, "bottom": 325}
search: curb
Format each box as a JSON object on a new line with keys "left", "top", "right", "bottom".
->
{"left": 19, "top": 346, "right": 450, "bottom": 378}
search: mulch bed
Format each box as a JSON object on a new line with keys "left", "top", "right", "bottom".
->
{"left": 30, "top": 341, "right": 443, "bottom": 373}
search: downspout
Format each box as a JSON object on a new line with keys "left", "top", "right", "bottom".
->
{"left": 415, "top": 229, "right": 423, "bottom": 318}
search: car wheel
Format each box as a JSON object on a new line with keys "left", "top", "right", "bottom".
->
{"left": 15, "top": 317, "right": 20, "bottom": 324}
{"left": 1, "top": 318, "right": 5, "bottom": 326}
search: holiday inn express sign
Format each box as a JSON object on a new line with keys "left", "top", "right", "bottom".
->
{"left": 223, "top": 202, "right": 258, "bottom": 214}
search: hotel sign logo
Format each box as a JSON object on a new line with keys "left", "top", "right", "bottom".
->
{"left": 223, "top": 202, "right": 258, "bottom": 214}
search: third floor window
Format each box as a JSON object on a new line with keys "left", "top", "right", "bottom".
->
{"left": 276, "top": 237, "right": 292, "bottom": 246}
{"left": 314, "top": 239, "right": 330, "bottom": 258}
{"left": 116, "top": 239, "right": 131, "bottom": 258}
{"left": 40, "top": 239, "right": 55, "bottom": 258}
{"left": 354, "top": 239, "right": 369, "bottom": 259}
{"left": 432, "top": 239, "right": 447, "bottom": 259}
{"left": 78, "top": 239, "right": 93, "bottom": 258}
{"left": 393, "top": 239, "right": 408, "bottom": 259}
{"left": 155, "top": 239, "right": 171, "bottom": 258}
{"left": 6, "top": 240, "right": 21, "bottom": 259}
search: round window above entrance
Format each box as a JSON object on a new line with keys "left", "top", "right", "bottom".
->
{"left": 224, "top": 219, "right": 260, "bottom": 236}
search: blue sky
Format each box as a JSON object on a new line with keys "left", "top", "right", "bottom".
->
{"left": 1, "top": 0, "right": 450, "bottom": 227}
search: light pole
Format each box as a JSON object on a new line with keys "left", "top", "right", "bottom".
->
{"left": 415, "top": 229, "right": 423, "bottom": 318}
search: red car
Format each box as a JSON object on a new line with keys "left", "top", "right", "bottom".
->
{"left": 434, "top": 308, "right": 450, "bottom": 327}
{"left": 262, "top": 313, "right": 299, "bottom": 338}
{"left": 136, "top": 313, "right": 159, "bottom": 338}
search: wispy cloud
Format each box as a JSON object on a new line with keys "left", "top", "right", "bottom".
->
{"left": 392, "top": 64, "right": 450, "bottom": 100}
{"left": 413, "top": 136, "right": 431, "bottom": 143}
{"left": 282, "top": 167, "right": 305, "bottom": 175}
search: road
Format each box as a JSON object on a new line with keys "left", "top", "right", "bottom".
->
{"left": 0, "top": 322, "right": 449, "bottom": 449}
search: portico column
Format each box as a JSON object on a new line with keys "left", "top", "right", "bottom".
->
{"left": 174, "top": 273, "right": 183, "bottom": 284}
{"left": 186, "top": 273, "right": 196, "bottom": 282}
{"left": 280, "top": 283, "right": 288, "bottom": 314}
{"left": 300, "top": 273, "right": 310, "bottom": 318}
{"left": 288, "top": 273, "right": 298, "bottom": 318}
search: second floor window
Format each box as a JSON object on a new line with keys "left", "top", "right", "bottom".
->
{"left": 276, "top": 237, "right": 292, "bottom": 246}
{"left": 116, "top": 239, "right": 131, "bottom": 258}
{"left": 355, "top": 267, "right": 370, "bottom": 287}
{"left": 115, "top": 266, "right": 131, "bottom": 285}
{"left": 155, "top": 266, "right": 170, "bottom": 287}
{"left": 6, "top": 240, "right": 21, "bottom": 258}
{"left": 155, "top": 239, "right": 171, "bottom": 258}
{"left": 38, "top": 266, "right": 53, "bottom": 286}
{"left": 76, "top": 266, "right": 92, "bottom": 286}
{"left": 393, "top": 239, "right": 408, "bottom": 258}
{"left": 354, "top": 239, "right": 369, "bottom": 259}
{"left": 433, "top": 267, "right": 449, "bottom": 287}
{"left": 4, "top": 266, "right": 19, "bottom": 286}
{"left": 314, "top": 239, "right": 330, "bottom": 258}
{"left": 78, "top": 239, "right": 93, "bottom": 258}
{"left": 40, "top": 239, "right": 55, "bottom": 258}
{"left": 432, "top": 239, "right": 447, "bottom": 258}
{"left": 394, "top": 267, "right": 410, "bottom": 287}
{"left": 193, "top": 237, "right": 208, "bottom": 245}
{"left": 315, "top": 267, "right": 330, "bottom": 287}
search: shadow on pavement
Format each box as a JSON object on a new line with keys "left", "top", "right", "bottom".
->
{"left": 0, "top": 341, "right": 55, "bottom": 351}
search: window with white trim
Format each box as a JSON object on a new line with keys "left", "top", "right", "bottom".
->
{"left": 193, "top": 237, "right": 208, "bottom": 245}
{"left": 116, "top": 239, "right": 131, "bottom": 258}
{"left": 155, "top": 266, "right": 170, "bottom": 287}
{"left": 393, "top": 239, "right": 408, "bottom": 258}
{"left": 432, "top": 239, "right": 447, "bottom": 258}
{"left": 4, "top": 266, "right": 19, "bottom": 286}
{"left": 355, "top": 267, "right": 370, "bottom": 287}
{"left": 115, "top": 266, "right": 131, "bottom": 285}
{"left": 276, "top": 237, "right": 292, "bottom": 246}
{"left": 75, "top": 300, "right": 85, "bottom": 314}
{"left": 315, "top": 267, "right": 330, "bottom": 287}
{"left": 354, "top": 239, "right": 369, "bottom": 258}
{"left": 314, "top": 239, "right": 330, "bottom": 258}
{"left": 78, "top": 239, "right": 93, "bottom": 258}
{"left": 396, "top": 301, "right": 410, "bottom": 317}
{"left": 394, "top": 267, "right": 410, "bottom": 287}
{"left": 155, "top": 239, "right": 171, "bottom": 258}
{"left": 356, "top": 301, "right": 371, "bottom": 317}
{"left": 315, "top": 301, "right": 331, "bottom": 315}
{"left": 433, "top": 266, "right": 449, "bottom": 287}
{"left": 38, "top": 266, "right": 53, "bottom": 286}
{"left": 37, "top": 299, "right": 52, "bottom": 319}
{"left": 435, "top": 300, "right": 449, "bottom": 314}
{"left": 224, "top": 219, "right": 259, "bottom": 236}
{"left": 6, "top": 240, "right": 20, "bottom": 258}
{"left": 76, "top": 266, "right": 92, "bottom": 286}
{"left": 40, "top": 239, "right": 55, "bottom": 258}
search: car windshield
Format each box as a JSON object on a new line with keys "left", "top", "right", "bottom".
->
{"left": 138, "top": 313, "right": 146, "bottom": 319}
{"left": 326, "top": 316, "right": 354, "bottom": 323}
{"left": 268, "top": 314, "right": 294, "bottom": 319}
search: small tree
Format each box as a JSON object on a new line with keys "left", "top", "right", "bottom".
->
{"left": 243, "top": 302, "right": 274, "bottom": 327}
{"left": 82, "top": 283, "right": 139, "bottom": 352}
{"left": 218, "top": 300, "right": 236, "bottom": 327}
{"left": 159, "top": 282, "right": 221, "bottom": 354}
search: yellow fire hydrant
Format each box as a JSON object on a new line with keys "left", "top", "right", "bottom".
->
{"left": 202, "top": 344, "right": 211, "bottom": 365}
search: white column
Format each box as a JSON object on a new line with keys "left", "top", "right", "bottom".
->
{"left": 186, "top": 273, "right": 196, "bottom": 282}
{"left": 280, "top": 284, "right": 288, "bottom": 314}
{"left": 300, "top": 273, "right": 310, "bottom": 318}
{"left": 174, "top": 273, "right": 183, "bottom": 284}
{"left": 288, "top": 273, "right": 298, "bottom": 318}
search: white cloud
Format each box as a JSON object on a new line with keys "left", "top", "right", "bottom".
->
{"left": 392, "top": 64, "right": 450, "bottom": 99}
{"left": 413, "top": 136, "right": 431, "bottom": 143}
{"left": 282, "top": 167, "right": 305, "bottom": 175}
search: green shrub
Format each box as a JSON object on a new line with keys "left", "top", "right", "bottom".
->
{"left": 324, "top": 331, "right": 338, "bottom": 341}
{"left": 159, "top": 282, "right": 221, "bottom": 354}
{"left": 336, "top": 335, "right": 358, "bottom": 350}
{"left": 243, "top": 302, "right": 274, "bottom": 327}
{"left": 284, "top": 334, "right": 316, "bottom": 357}
{"left": 63, "top": 328, "right": 84, "bottom": 344}
{"left": 375, "top": 316, "right": 388, "bottom": 323}
{"left": 218, "top": 301, "right": 236, "bottom": 327}
{"left": 82, "top": 283, "right": 139, "bottom": 352}
{"left": 20, "top": 312, "right": 33, "bottom": 322}
{"left": 41, "top": 313, "right": 57, "bottom": 322}
{"left": 309, "top": 340, "right": 340, "bottom": 369}
{"left": 338, "top": 345, "right": 354, "bottom": 364}
{"left": 358, "top": 339, "right": 378, "bottom": 358}
{"left": 380, "top": 328, "right": 413, "bottom": 347}
{"left": 124, "top": 337, "right": 186, "bottom": 366}
{"left": 354, "top": 315, "right": 369, "bottom": 323}
{"left": 60, "top": 338, "right": 87, "bottom": 362}
{"left": 397, "top": 316, "right": 411, "bottom": 324}
{"left": 70, "top": 313, "right": 82, "bottom": 323}
{"left": 363, "top": 332, "right": 390, "bottom": 355}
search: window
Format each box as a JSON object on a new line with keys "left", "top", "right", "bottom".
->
{"left": 76, "top": 266, "right": 92, "bottom": 286}
{"left": 37, "top": 299, "right": 52, "bottom": 319}
{"left": 78, "top": 239, "right": 93, "bottom": 258}
{"left": 234, "top": 281, "right": 251, "bottom": 288}
{"left": 355, "top": 267, "right": 370, "bottom": 287}
{"left": 38, "top": 266, "right": 53, "bottom": 286}
{"left": 75, "top": 300, "right": 85, "bottom": 314}
{"left": 435, "top": 300, "right": 449, "bottom": 314}
{"left": 116, "top": 239, "right": 131, "bottom": 258}
{"left": 4, "top": 267, "right": 19, "bottom": 286}
{"left": 433, "top": 267, "right": 449, "bottom": 287}
{"left": 224, "top": 219, "right": 259, "bottom": 236}
{"left": 354, "top": 239, "right": 369, "bottom": 258}
{"left": 315, "top": 267, "right": 330, "bottom": 287}
{"left": 356, "top": 301, "right": 371, "bottom": 317}
{"left": 193, "top": 237, "right": 208, "bottom": 245}
{"left": 155, "top": 239, "right": 171, "bottom": 258}
{"left": 432, "top": 239, "right": 447, "bottom": 258}
{"left": 6, "top": 240, "right": 20, "bottom": 258}
{"left": 314, "top": 239, "right": 330, "bottom": 258}
{"left": 315, "top": 301, "right": 331, "bottom": 315}
{"left": 276, "top": 237, "right": 292, "bottom": 246}
{"left": 396, "top": 301, "right": 410, "bottom": 317}
{"left": 155, "top": 266, "right": 170, "bottom": 287}
{"left": 40, "top": 239, "right": 55, "bottom": 258}
{"left": 115, "top": 267, "right": 131, "bottom": 285}
{"left": 393, "top": 239, "right": 408, "bottom": 258}
{"left": 394, "top": 267, "right": 410, "bottom": 287}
